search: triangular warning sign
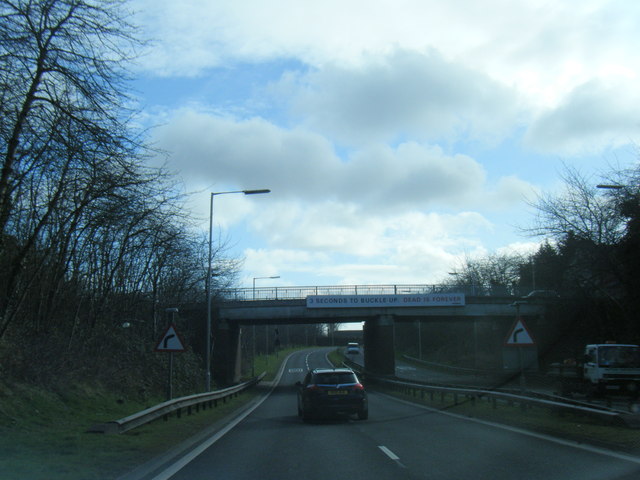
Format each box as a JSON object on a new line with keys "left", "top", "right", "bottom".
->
{"left": 504, "top": 318, "right": 536, "bottom": 346}
{"left": 154, "top": 324, "right": 186, "bottom": 352}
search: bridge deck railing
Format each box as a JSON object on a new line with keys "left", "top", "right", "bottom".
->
{"left": 220, "top": 284, "right": 500, "bottom": 301}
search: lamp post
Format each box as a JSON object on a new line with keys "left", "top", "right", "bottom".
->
{"left": 205, "top": 189, "right": 270, "bottom": 391}
{"left": 252, "top": 276, "right": 280, "bottom": 376}
{"left": 252, "top": 276, "right": 280, "bottom": 300}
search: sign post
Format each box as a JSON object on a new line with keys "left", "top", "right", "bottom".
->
{"left": 504, "top": 317, "right": 536, "bottom": 392}
{"left": 155, "top": 324, "right": 186, "bottom": 400}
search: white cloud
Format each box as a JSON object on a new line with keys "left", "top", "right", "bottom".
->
{"left": 284, "top": 49, "right": 521, "bottom": 145}
{"left": 152, "top": 109, "right": 341, "bottom": 195}
{"left": 243, "top": 248, "right": 329, "bottom": 277}
{"left": 153, "top": 109, "right": 535, "bottom": 213}
{"left": 318, "top": 263, "right": 420, "bottom": 286}
{"left": 340, "top": 143, "right": 488, "bottom": 210}
{"left": 496, "top": 241, "right": 541, "bottom": 257}
{"left": 484, "top": 176, "right": 538, "bottom": 210}
{"left": 525, "top": 78, "right": 640, "bottom": 154}
{"left": 252, "top": 201, "right": 388, "bottom": 256}
{"left": 243, "top": 202, "right": 498, "bottom": 284}
{"left": 137, "top": 0, "right": 640, "bottom": 158}
{"left": 135, "top": 1, "right": 640, "bottom": 97}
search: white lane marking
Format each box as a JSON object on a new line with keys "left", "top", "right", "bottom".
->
{"left": 289, "top": 368, "right": 303, "bottom": 373}
{"left": 305, "top": 352, "right": 312, "bottom": 371}
{"left": 378, "top": 445, "right": 400, "bottom": 461}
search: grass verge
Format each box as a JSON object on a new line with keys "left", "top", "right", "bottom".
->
{"left": 327, "top": 348, "right": 345, "bottom": 367}
{"left": 0, "top": 347, "right": 304, "bottom": 480}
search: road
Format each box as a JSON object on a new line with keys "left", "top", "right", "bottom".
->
{"left": 346, "top": 348, "right": 532, "bottom": 394}
{"left": 156, "top": 348, "right": 640, "bottom": 480}
{"left": 387, "top": 355, "right": 640, "bottom": 412}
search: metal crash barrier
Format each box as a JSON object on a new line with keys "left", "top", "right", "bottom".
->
{"left": 88, "top": 373, "right": 266, "bottom": 434}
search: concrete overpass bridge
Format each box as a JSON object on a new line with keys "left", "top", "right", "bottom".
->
{"left": 201, "top": 284, "right": 548, "bottom": 384}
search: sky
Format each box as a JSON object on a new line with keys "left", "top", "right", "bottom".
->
{"left": 129, "top": 0, "right": 640, "bottom": 290}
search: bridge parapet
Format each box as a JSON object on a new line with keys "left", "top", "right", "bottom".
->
{"left": 222, "top": 283, "right": 507, "bottom": 301}
{"left": 218, "top": 299, "right": 544, "bottom": 322}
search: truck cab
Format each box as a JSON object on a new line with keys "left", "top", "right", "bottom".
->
{"left": 583, "top": 344, "right": 640, "bottom": 395}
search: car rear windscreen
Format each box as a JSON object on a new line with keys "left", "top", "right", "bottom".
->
{"left": 315, "top": 373, "right": 357, "bottom": 384}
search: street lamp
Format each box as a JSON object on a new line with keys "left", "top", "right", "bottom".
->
{"left": 251, "top": 275, "right": 280, "bottom": 377}
{"left": 206, "top": 189, "right": 271, "bottom": 391}
{"left": 165, "top": 307, "right": 179, "bottom": 321}
{"left": 252, "top": 276, "right": 280, "bottom": 300}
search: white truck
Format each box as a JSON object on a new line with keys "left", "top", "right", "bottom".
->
{"left": 549, "top": 343, "right": 640, "bottom": 397}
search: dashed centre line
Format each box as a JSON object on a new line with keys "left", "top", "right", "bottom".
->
{"left": 378, "top": 445, "right": 400, "bottom": 461}
{"left": 305, "top": 352, "right": 312, "bottom": 371}
{"left": 378, "top": 445, "right": 407, "bottom": 469}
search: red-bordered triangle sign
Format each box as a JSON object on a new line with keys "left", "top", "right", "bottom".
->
{"left": 504, "top": 317, "right": 536, "bottom": 346}
{"left": 154, "top": 324, "right": 186, "bottom": 352}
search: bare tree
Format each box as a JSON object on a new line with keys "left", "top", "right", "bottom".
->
{"left": 0, "top": 0, "right": 142, "bottom": 338}
{"left": 448, "top": 252, "right": 524, "bottom": 296}
{"left": 0, "top": 1, "right": 246, "bottom": 389}
{"left": 523, "top": 165, "right": 624, "bottom": 245}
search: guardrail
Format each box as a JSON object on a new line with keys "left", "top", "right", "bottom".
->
{"left": 374, "top": 376, "right": 627, "bottom": 421}
{"left": 89, "top": 373, "right": 266, "bottom": 434}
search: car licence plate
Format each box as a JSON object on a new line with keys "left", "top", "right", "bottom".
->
{"left": 328, "top": 390, "right": 348, "bottom": 395}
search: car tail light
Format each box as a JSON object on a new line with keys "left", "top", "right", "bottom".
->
{"left": 306, "top": 384, "right": 319, "bottom": 391}
{"left": 352, "top": 383, "right": 365, "bottom": 391}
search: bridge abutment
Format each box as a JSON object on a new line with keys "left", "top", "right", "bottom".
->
{"left": 363, "top": 314, "right": 396, "bottom": 375}
{"left": 213, "top": 320, "right": 242, "bottom": 386}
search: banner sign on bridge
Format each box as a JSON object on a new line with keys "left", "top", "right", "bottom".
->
{"left": 306, "top": 293, "right": 465, "bottom": 308}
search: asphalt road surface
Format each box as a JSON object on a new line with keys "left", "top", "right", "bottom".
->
{"left": 155, "top": 348, "right": 640, "bottom": 480}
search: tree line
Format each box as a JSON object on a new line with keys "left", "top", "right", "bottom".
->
{"left": 444, "top": 164, "right": 640, "bottom": 344}
{"left": 0, "top": 0, "right": 226, "bottom": 393}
